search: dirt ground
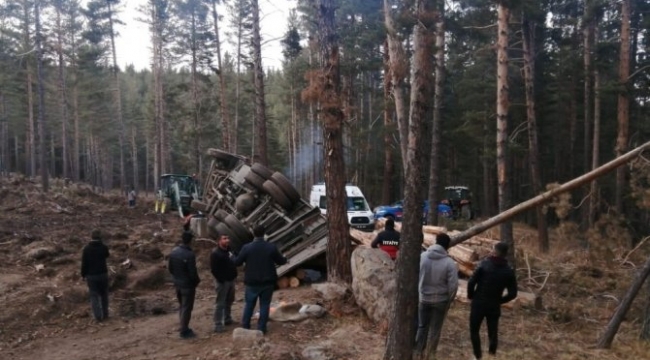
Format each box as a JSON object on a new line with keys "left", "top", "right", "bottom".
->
{"left": 1, "top": 174, "right": 650, "bottom": 360}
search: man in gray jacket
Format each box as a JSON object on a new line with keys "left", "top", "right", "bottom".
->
{"left": 414, "top": 233, "right": 458, "bottom": 355}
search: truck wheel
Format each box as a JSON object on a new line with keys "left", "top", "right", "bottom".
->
{"left": 251, "top": 163, "right": 273, "bottom": 180}
{"left": 191, "top": 200, "right": 209, "bottom": 213}
{"left": 207, "top": 218, "right": 220, "bottom": 238}
{"left": 270, "top": 172, "right": 300, "bottom": 204}
{"left": 461, "top": 205, "right": 472, "bottom": 220}
{"left": 262, "top": 180, "right": 293, "bottom": 210}
{"left": 244, "top": 171, "right": 266, "bottom": 191}
{"left": 225, "top": 214, "right": 253, "bottom": 243}
{"left": 215, "top": 222, "right": 235, "bottom": 243}
{"left": 213, "top": 209, "right": 229, "bottom": 221}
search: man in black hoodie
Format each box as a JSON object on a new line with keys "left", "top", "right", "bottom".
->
{"left": 234, "top": 225, "right": 287, "bottom": 334}
{"left": 81, "top": 229, "right": 110, "bottom": 322}
{"left": 467, "top": 242, "right": 518, "bottom": 359}
{"left": 210, "top": 233, "right": 237, "bottom": 333}
{"left": 168, "top": 231, "right": 201, "bottom": 339}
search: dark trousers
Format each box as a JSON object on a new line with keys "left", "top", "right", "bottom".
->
{"left": 469, "top": 301, "right": 501, "bottom": 359}
{"left": 214, "top": 281, "right": 235, "bottom": 327}
{"left": 86, "top": 274, "right": 109, "bottom": 321}
{"left": 241, "top": 284, "right": 274, "bottom": 333}
{"left": 176, "top": 287, "right": 196, "bottom": 334}
{"left": 414, "top": 301, "right": 451, "bottom": 354}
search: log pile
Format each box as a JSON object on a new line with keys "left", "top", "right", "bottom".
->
{"left": 276, "top": 268, "right": 307, "bottom": 289}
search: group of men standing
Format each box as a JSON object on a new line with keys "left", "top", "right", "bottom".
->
{"left": 80, "top": 224, "right": 286, "bottom": 340}
{"left": 371, "top": 219, "right": 519, "bottom": 360}
{"left": 167, "top": 224, "right": 287, "bottom": 338}
{"left": 80, "top": 215, "right": 517, "bottom": 357}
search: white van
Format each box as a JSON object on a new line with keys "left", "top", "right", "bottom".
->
{"left": 309, "top": 183, "right": 375, "bottom": 232}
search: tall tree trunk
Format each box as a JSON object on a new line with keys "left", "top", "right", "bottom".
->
{"left": 210, "top": 0, "right": 231, "bottom": 151}
{"left": 383, "top": 1, "right": 435, "bottom": 359}
{"left": 483, "top": 112, "right": 492, "bottom": 216}
{"left": 496, "top": 2, "right": 512, "bottom": 258}
{"left": 55, "top": 6, "right": 69, "bottom": 179}
{"left": 315, "top": 0, "right": 351, "bottom": 284}
{"left": 383, "top": 0, "right": 409, "bottom": 170}
{"left": 69, "top": 6, "right": 81, "bottom": 182}
{"left": 428, "top": 0, "right": 445, "bottom": 226}
{"left": 22, "top": 3, "right": 36, "bottom": 177}
{"left": 381, "top": 38, "right": 394, "bottom": 205}
{"left": 615, "top": 0, "right": 631, "bottom": 213}
{"left": 589, "top": 53, "right": 601, "bottom": 227}
{"left": 190, "top": 11, "right": 202, "bottom": 175}
{"left": 107, "top": 0, "right": 125, "bottom": 190}
{"left": 251, "top": 0, "right": 268, "bottom": 165}
{"left": 35, "top": 0, "right": 48, "bottom": 192}
{"left": 522, "top": 14, "right": 548, "bottom": 252}
{"left": 131, "top": 126, "right": 138, "bottom": 189}
{"left": 233, "top": 12, "right": 243, "bottom": 153}
{"left": 583, "top": 1, "right": 593, "bottom": 183}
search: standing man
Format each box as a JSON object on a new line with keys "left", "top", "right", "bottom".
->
{"left": 168, "top": 231, "right": 201, "bottom": 339}
{"left": 81, "top": 229, "right": 110, "bottom": 322}
{"left": 371, "top": 218, "right": 400, "bottom": 260}
{"left": 467, "top": 242, "right": 518, "bottom": 360}
{"left": 234, "top": 225, "right": 287, "bottom": 334}
{"left": 210, "top": 233, "right": 237, "bottom": 333}
{"left": 415, "top": 233, "right": 458, "bottom": 355}
{"left": 127, "top": 186, "right": 136, "bottom": 208}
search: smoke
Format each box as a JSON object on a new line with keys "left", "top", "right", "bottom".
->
{"left": 284, "top": 126, "right": 323, "bottom": 190}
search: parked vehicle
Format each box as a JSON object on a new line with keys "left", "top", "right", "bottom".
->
{"left": 309, "top": 183, "right": 375, "bottom": 232}
{"left": 374, "top": 200, "right": 451, "bottom": 222}
{"left": 158, "top": 174, "right": 201, "bottom": 216}
{"left": 440, "top": 186, "right": 474, "bottom": 220}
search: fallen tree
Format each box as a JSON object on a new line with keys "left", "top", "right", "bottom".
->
{"left": 450, "top": 141, "right": 650, "bottom": 246}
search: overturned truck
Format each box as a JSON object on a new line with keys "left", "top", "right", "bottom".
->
{"left": 191, "top": 149, "right": 329, "bottom": 277}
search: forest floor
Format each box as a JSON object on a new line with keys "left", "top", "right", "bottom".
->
{"left": 1, "top": 174, "right": 650, "bottom": 360}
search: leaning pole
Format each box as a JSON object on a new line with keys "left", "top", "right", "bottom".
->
{"left": 451, "top": 141, "right": 650, "bottom": 246}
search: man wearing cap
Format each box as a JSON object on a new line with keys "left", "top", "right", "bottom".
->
{"left": 81, "top": 229, "right": 110, "bottom": 322}
{"left": 168, "top": 231, "right": 201, "bottom": 339}
{"left": 415, "top": 233, "right": 459, "bottom": 355}
{"left": 467, "top": 241, "right": 518, "bottom": 359}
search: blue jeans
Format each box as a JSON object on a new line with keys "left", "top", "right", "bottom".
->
{"left": 241, "top": 284, "right": 275, "bottom": 333}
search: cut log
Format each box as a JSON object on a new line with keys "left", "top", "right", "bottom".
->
{"left": 277, "top": 276, "right": 289, "bottom": 289}
{"left": 295, "top": 268, "right": 306, "bottom": 280}
{"left": 350, "top": 228, "right": 375, "bottom": 247}
{"left": 448, "top": 244, "right": 479, "bottom": 264}
{"left": 289, "top": 276, "right": 300, "bottom": 288}
{"left": 422, "top": 225, "right": 447, "bottom": 235}
{"left": 455, "top": 279, "right": 541, "bottom": 310}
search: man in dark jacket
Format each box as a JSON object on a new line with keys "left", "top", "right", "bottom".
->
{"left": 233, "top": 225, "right": 287, "bottom": 334}
{"left": 371, "top": 219, "right": 400, "bottom": 260}
{"left": 168, "top": 231, "right": 201, "bottom": 339}
{"left": 210, "top": 233, "right": 237, "bottom": 333}
{"left": 81, "top": 229, "right": 110, "bottom": 321}
{"left": 467, "top": 242, "right": 518, "bottom": 359}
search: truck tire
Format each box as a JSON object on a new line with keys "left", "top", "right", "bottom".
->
{"left": 215, "top": 223, "right": 235, "bottom": 243}
{"left": 461, "top": 205, "right": 472, "bottom": 220}
{"left": 225, "top": 214, "right": 253, "bottom": 243}
{"left": 270, "top": 172, "right": 300, "bottom": 204}
{"left": 207, "top": 218, "right": 220, "bottom": 238}
{"left": 262, "top": 180, "right": 293, "bottom": 210}
{"left": 251, "top": 163, "right": 273, "bottom": 180}
{"left": 244, "top": 171, "right": 266, "bottom": 191}
{"left": 213, "top": 209, "right": 229, "bottom": 221}
{"left": 191, "top": 200, "right": 209, "bottom": 213}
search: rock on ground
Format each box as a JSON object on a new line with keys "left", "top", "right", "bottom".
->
{"left": 312, "top": 282, "right": 349, "bottom": 302}
{"left": 350, "top": 247, "right": 396, "bottom": 327}
{"left": 232, "top": 327, "right": 265, "bottom": 347}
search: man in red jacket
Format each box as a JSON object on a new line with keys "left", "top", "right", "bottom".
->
{"left": 371, "top": 219, "right": 401, "bottom": 260}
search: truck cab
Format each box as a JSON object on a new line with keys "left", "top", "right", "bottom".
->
{"left": 309, "top": 183, "right": 375, "bottom": 232}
